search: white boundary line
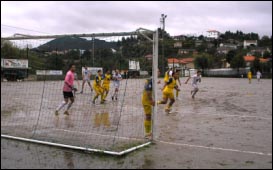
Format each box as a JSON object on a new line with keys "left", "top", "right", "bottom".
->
{"left": 156, "top": 140, "right": 272, "bottom": 157}
{"left": 1, "top": 134, "right": 151, "bottom": 156}
{"left": 191, "top": 113, "right": 272, "bottom": 120}
{"left": 55, "top": 129, "right": 272, "bottom": 157}
{"left": 55, "top": 129, "right": 144, "bottom": 141}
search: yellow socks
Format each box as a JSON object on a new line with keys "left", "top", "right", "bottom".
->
{"left": 144, "top": 120, "right": 151, "bottom": 134}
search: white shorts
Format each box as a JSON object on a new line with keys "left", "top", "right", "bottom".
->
{"left": 192, "top": 84, "right": 198, "bottom": 90}
{"left": 114, "top": 83, "right": 120, "bottom": 89}
{"left": 257, "top": 76, "right": 261, "bottom": 79}
{"left": 83, "top": 78, "right": 90, "bottom": 83}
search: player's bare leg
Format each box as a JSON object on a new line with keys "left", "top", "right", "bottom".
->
{"left": 192, "top": 88, "right": 199, "bottom": 99}
{"left": 64, "top": 97, "right": 74, "bottom": 115}
{"left": 165, "top": 99, "right": 175, "bottom": 113}
{"left": 88, "top": 82, "right": 93, "bottom": 92}
{"left": 55, "top": 98, "right": 69, "bottom": 116}
{"left": 80, "top": 81, "right": 86, "bottom": 93}
{"left": 157, "top": 97, "right": 168, "bottom": 105}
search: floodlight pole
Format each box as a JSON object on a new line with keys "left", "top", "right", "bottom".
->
{"left": 92, "top": 37, "right": 95, "bottom": 67}
{"left": 161, "top": 14, "right": 167, "bottom": 76}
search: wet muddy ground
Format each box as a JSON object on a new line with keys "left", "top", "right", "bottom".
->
{"left": 1, "top": 78, "right": 272, "bottom": 169}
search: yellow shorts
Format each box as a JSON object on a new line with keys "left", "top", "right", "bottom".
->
{"left": 163, "top": 91, "right": 174, "bottom": 100}
{"left": 94, "top": 86, "right": 103, "bottom": 95}
{"left": 103, "top": 84, "right": 110, "bottom": 91}
{"left": 143, "top": 105, "right": 152, "bottom": 115}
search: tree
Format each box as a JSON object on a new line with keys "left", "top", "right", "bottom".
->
{"left": 226, "top": 50, "right": 236, "bottom": 64}
{"left": 221, "top": 30, "right": 259, "bottom": 41}
{"left": 253, "top": 51, "right": 262, "bottom": 58}
{"left": 263, "top": 51, "right": 271, "bottom": 59}
{"left": 194, "top": 54, "right": 213, "bottom": 70}
{"left": 230, "top": 54, "right": 246, "bottom": 75}
{"left": 1, "top": 40, "right": 20, "bottom": 59}
{"left": 65, "top": 50, "right": 80, "bottom": 60}
{"left": 259, "top": 36, "right": 271, "bottom": 47}
{"left": 252, "top": 57, "right": 261, "bottom": 72}
{"left": 207, "top": 47, "right": 216, "bottom": 55}
{"left": 196, "top": 43, "right": 207, "bottom": 53}
{"left": 261, "top": 60, "right": 272, "bottom": 74}
{"left": 198, "top": 35, "right": 204, "bottom": 40}
{"left": 195, "top": 56, "right": 208, "bottom": 70}
{"left": 81, "top": 50, "right": 91, "bottom": 59}
{"left": 46, "top": 55, "right": 64, "bottom": 70}
{"left": 213, "top": 53, "right": 225, "bottom": 68}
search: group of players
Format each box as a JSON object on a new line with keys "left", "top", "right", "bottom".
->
{"left": 247, "top": 70, "right": 262, "bottom": 84}
{"left": 142, "top": 68, "right": 202, "bottom": 138}
{"left": 54, "top": 64, "right": 202, "bottom": 139}
{"left": 55, "top": 65, "right": 122, "bottom": 116}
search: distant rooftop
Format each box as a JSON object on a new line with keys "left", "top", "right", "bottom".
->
{"left": 207, "top": 30, "right": 220, "bottom": 33}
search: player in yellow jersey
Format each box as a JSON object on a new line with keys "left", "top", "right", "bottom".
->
{"left": 142, "top": 69, "right": 160, "bottom": 139}
{"left": 163, "top": 68, "right": 172, "bottom": 84}
{"left": 247, "top": 70, "right": 252, "bottom": 84}
{"left": 102, "top": 69, "right": 111, "bottom": 101}
{"left": 92, "top": 70, "right": 104, "bottom": 104}
{"left": 163, "top": 68, "right": 181, "bottom": 100}
{"left": 162, "top": 67, "right": 173, "bottom": 91}
{"left": 158, "top": 71, "right": 180, "bottom": 113}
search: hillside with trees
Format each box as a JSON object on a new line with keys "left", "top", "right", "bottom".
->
{"left": 1, "top": 29, "right": 272, "bottom": 77}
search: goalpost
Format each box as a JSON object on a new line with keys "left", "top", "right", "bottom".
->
{"left": 1, "top": 28, "right": 158, "bottom": 156}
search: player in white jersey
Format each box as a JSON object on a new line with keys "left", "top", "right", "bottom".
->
{"left": 185, "top": 70, "right": 202, "bottom": 99}
{"left": 112, "top": 69, "right": 122, "bottom": 101}
{"left": 256, "top": 70, "right": 262, "bottom": 82}
{"left": 80, "top": 66, "right": 93, "bottom": 93}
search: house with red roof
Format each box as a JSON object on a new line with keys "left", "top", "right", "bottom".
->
{"left": 167, "top": 57, "right": 195, "bottom": 70}
{"left": 244, "top": 55, "right": 269, "bottom": 67}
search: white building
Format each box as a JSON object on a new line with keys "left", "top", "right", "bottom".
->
{"left": 206, "top": 30, "right": 220, "bottom": 39}
{"left": 243, "top": 40, "right": 257, "bottom": 49}
{"left": 174, "top": 42, "right": 182, "bottom": 48}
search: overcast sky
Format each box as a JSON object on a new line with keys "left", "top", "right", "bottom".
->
{"left": 1, "top": 1, "right": 272, "bottom": 37}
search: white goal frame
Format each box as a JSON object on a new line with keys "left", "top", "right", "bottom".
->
{"left": 1, "top": 28, "right": 159, "bottom": 156}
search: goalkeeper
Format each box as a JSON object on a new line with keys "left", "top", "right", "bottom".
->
{"left": 142, "top": 69, "right": 160, "bottom": 139}
{"left": 55, "top": 64, "right": 77, "bottom": 116}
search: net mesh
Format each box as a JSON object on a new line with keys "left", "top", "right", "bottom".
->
{"left": 1, "top": 30, "right": 157, "bottom": 153}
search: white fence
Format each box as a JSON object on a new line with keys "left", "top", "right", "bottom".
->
{"left": 204, "top": 68, "right": 251, "bottom": 77}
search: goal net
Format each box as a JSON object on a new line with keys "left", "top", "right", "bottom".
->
{"left": 1, "top": 28, "right": 158, "bottom": 155}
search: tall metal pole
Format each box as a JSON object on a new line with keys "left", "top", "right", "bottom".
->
{"left": 92, "top": 37, "right": 95, "bottom": 67}
{"left": 120, "top": 46, "right": 122, "bottom": 70}
{"left": 55, "top": 48, "right": 58, "bottom": 69}
{"left": 79, "top": 49, "right": 82, "bottom": 68}
{"left": 152, "top": 29, "right": 158, "bottom": 141}
{"left": 161, "top": 14, "right": 167, "bottom": 76}
{"left": 26, "top": 44, "right": 29, "bottom": 78}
